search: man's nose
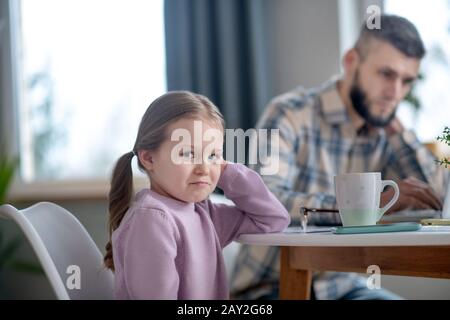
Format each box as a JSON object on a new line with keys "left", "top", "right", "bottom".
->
{"left": 385, "top": 78, "right": 403, "bottom": 101}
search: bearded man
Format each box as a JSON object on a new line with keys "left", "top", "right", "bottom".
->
{"left": 231, "top": 14, "right": 449, "bottom": 300}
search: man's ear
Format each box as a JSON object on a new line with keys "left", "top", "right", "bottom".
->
{"left": 342, "top": 48, "right": 360, "bottom": 74}
{"left": 138, "top": 150, "right": 154, "bottom": 172}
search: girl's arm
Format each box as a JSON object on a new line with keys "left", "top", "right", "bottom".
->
{"left": 200, "top": 162, "right": 290, "bottom": 248}
{"left": 121, "top": 209, "right": 179, "bottom": 299}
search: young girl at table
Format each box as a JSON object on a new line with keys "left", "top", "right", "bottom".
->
{"left": 104, "top": 91, "right": 290, "bottom": 299}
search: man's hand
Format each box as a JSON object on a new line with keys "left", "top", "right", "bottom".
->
{"left": 381, "top": 176, "right": 443, "bottom": 214}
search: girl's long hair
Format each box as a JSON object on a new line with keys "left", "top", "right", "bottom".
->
{"left": 104, "top": 91, "right": 224, "bottom": 270}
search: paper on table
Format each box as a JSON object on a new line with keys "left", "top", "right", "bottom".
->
{"left": 284, "top": 226, "right": 333, "bottom": 234}
{"left": 419, "top": 226, "right": 450, "bottom": 232}
{"left": 285, "top": 225, "right": 450, "bottom": 233}
{"left": 381, "top": 209, "right": 441, "bottom": 223}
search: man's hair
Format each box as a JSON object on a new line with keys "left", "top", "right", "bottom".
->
{"left": 355, "top": 14, "right": 426, "bottom": 60}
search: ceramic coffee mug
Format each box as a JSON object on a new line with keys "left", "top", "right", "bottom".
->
{"left": 334, "top": 172, "right": 400, "bottom": 226}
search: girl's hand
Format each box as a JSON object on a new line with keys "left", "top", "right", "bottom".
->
{"left": 220, "top": 160, "right": 228, "bottom": 174}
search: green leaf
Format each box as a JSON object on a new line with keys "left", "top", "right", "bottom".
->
{"left": 0, "top": 236, "right": 22, "bottom": 268}
{"left": 437, "top": 127, "right": 450, "bottom": 168}
{"left": 0, "top": 156, "right": 17, "bottom": 204}
{"left": 437, "top": 127, "right": 450, "bottom": 147}
{"left": 10, "top": 261, "right": 44, "bottom": 275}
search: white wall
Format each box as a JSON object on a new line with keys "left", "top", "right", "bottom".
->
{"left": 267, "top": 0, "right": 341, "bottom": 95}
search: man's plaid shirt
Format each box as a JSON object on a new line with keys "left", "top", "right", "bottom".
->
{"left": 230, "top": 76, "right": 449, "bottom": 300}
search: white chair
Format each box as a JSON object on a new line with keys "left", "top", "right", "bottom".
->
{"left": 0, "top": 202, "right": 114, "bottom": 299}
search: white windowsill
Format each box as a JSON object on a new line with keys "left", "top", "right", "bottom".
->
{"left": 7, "top": 176, "right": 150, "bottom": 202}
{"left": 7, "top": 178, "right": 235, "bottom": 204}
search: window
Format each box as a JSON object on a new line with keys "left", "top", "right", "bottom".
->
{"left": 15, "top": 0, "right": 166, "bottom": 183}
{"left": 385, "top": 0, "right": 450, "bottom": 143}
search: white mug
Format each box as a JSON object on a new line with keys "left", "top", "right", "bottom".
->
{"left": 334, "top": 172, "right": 400, "bottom": 226}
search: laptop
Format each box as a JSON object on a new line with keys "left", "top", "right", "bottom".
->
{"left": 381, "top": 182, "right": 450, "bottom": 222}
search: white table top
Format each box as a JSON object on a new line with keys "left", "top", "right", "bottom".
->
{"left": 236, "top": 226, "right": 450, "bottom": 247}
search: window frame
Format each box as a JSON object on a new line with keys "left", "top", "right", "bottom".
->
{"left": 0, "top": 0, "right": 157, "bottom": 201}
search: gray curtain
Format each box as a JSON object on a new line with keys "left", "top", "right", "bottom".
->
{"left": 164, "top": 0, "right": 272, "bottom": 130}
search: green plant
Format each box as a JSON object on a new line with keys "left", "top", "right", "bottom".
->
{"left": 0, "top": 149, "right": 43, "bottom": 288}
{"left": 0, "top": 151, "right": 16, "bottom": 204}
{"left": 437, "top": 127, "right": 450, "bottom": 168}
{"left": 0, "top": 229, "right": 43, "bottom": 274}
{"left": 0, "top": 149, "right": 18, "bottom": 270}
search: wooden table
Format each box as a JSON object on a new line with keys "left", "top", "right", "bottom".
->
{"left": 237, "top": 226, "right": 450, "bottom": 299}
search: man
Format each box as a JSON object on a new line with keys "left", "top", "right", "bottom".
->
{"left": 230, "top": 14, "right": 450, "bottom": 300}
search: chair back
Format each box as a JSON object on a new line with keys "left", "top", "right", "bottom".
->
{"left": 0, "top": 202, "right": 114, "bottom": 299}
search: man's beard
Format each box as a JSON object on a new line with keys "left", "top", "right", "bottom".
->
{"left": 349, "top": 73, "right": 396, "bottom": 128}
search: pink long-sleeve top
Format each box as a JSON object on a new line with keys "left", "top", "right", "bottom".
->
{"left": 111, "top": 163, "right": 290, "bottom": 299}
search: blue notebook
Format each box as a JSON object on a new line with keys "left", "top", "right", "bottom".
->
{"left": 332, "top": 222, "right": 422, "bottom": 234}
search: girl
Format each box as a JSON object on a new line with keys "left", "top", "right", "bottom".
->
{"left": 104, "top": 91, "right": 290, "bottom": 299}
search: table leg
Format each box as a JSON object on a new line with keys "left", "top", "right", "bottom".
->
{"left": 279, "top": 246, "right": 312, "bottom": 300}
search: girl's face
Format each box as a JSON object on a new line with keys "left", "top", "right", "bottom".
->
{"left": 140, "top": 118, "right": 224, "bottom": 203}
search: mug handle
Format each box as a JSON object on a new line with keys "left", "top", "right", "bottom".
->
{"left": 378, "top": 180, "right": 400, "bottom": 220}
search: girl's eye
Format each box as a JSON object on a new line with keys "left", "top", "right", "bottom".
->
{"left": 208, "top": 153, "right": 222, "bottom": 162}
{"left": 180, "top": 150, "right": 194, "bottom": 158}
